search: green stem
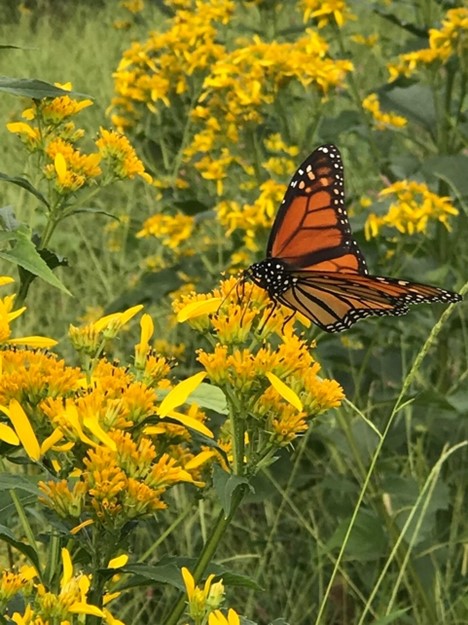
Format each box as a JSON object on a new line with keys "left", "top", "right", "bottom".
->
{"left": 163, "top": 485, "right": 248, "bottom": 625}
{"left": 10, "top": 489, "right": 40, "bottom": 569}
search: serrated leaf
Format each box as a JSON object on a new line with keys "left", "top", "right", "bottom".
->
{"left": 0, "top": 173, "right": 49, "bottom": 207}
{"left": 0, "top": 229, "right": 71, "bottom": 295}
{"left": 213, "top": 464, "right": 250, "bottom": 516}
{"left": 0, "top": 524, "right": 40, "bottom": 571}
{"left": 0, "top": 76, "right": 91, "bottom": 100}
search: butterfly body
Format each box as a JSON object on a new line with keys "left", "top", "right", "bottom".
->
{"left": 246, "top": 144, "right": 462, "bottom": 332}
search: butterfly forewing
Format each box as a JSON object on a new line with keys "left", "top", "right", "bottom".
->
{"left": 267, "top": 145, "right": 368, "bottom": 275}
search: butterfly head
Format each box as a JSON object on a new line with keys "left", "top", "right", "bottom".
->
{"left": 247, "top": 259, "right": 295, "bottom": 298}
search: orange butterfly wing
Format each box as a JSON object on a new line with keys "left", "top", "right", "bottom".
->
{"left": 247, "top": 144, "right": 462, "bottom": 332}
{"left": 277, "top": 272, "right": 461, "bottom": 332}
{"left": 267, "top": 145, "right": 367, "bottom": 275}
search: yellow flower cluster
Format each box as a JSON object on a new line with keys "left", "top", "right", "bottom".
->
{"left": 111, "top": 0, "right": 233, "bottom": 129}
{"left": 175, "top": 278, "right": 344, "bottom": 466}
{"left": 388, "top": 8, "right": 468, "bottom": 80}
{"left": 0, "top": 284, "right": 210, "bottom": 538}
{"left": 7, "top": 83, "right": 150, "bottom": 195}
{"left": 137, "top": 213, "right": 195, "bottom": 250}
{"left": 2, "top": 549, "right": 124, "bottom": 624}
{"left": 364, "top": 180, "right": 459, "bottom": 239}
{"left": 186, "top": 30, "right": 352, "bottom": 170}
{"left": 362, "top": 93, "right": 407, "bottom": 130}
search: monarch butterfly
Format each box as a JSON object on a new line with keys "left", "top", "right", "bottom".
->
{"left": 246, "top": 144, "right": 462, "bottom": 332}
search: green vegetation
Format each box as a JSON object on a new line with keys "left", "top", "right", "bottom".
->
{"left": 0, "top": 2, "right": 466, "bottom": 625}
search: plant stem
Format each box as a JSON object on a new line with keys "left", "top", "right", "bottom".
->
{"left": 163, "top": 484, "right": 248, "bottom": 625}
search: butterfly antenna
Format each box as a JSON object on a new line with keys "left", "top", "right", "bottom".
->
{"left": 216, "top": 272, "right": 244, "bottom": 315}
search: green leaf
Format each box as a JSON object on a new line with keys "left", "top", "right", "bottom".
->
{"left": 0, "top": 206, "right": 20, "bottom": 231}
{"left": 0, "top": 229, "right": 72, "bottom": 295}
{"left": 114, "top": 563, "right": 183, "bottom": 590}
{"left": 326, "top": 508, "right": 387, "bottom": 561}
{"left": 213, "top": 465, "right": 250, "bottom": 516}
{"left": 0, "top": 76, "right": 91, "bottom": 100}
{"left": 0, "top": 473, "right": 41, "bottom": 495}
{"left": 188, "top": 383, "right": 228, "bottom": 414}
{"left": 116, "top": 557, "right": 261, "bottom": 592}
{"left": 422, "top": 154, "right": 468, "bottom": 198}
{"left": 0, "top": 524, "right": 40, "bottom": 571}
{"left": 378, "top": 83, "right": 436, "bottom": 131}
{"left": 0, "top": 173, "right": 49, "bottom": 207}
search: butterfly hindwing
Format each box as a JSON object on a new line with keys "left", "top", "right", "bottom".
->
{"left": 277, "top": 272, "right": 461, "bottom": 332}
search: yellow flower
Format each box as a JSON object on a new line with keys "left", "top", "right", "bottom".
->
{"left": 69, "top": 304, "right": 143, "bottom": 354}
{"left": 0, "top": 279, "right": 57, "bottom": 348}
{"left": 302, "top": 0, "right": 354, "bottom": 28}
{"left": 209, "top": 608, "right": 240, "bottom": 625}
{"left": 365, "top": 180, "right": 459, "bottom": 237}
{"left": 45, "top": 138, "right": 102, "bottom": 191}
{"left": 96, "top": 128, "right": 152, "bottom": 183}
{"left": 182, "top": 567, "right": 224, "bottom": 621}
{"left": 137, "top": 213, "right": 195, "bottom": 249}
{"left": 0, "top": 565, "right": 36, "bottom": 602}
{"left": 388, "top": 8, "right": 468, "bottom": 80}
{"left": 362, "top": 93, "right": 407, "bottom": 130}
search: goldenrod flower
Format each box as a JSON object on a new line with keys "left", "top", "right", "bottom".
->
{"left": 44, "top": 137, "right": 101, "bottom": 192}
{"left": 388, "top": 8, "right": 468, "bottom": 80}
{"left": 182, "top": 567, "right": 224, "bottom": 621}
{"left": 137, "top": 213, "right": 195, "bottom": 249}
{"left": 364, "top": 180, "right": 459, "bottom": 238}
{"left": 96, "top": 128, "right": 152, "bottom": 183}
{"left": 302, "top": 0, "right": 354, "bottom": 28}
{"left": 362, "top": 93, "right": 407, "bottom": 130}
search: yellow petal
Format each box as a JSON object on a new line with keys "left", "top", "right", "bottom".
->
{"left": 7, "top": 336, "right": 57, "bottom": 348}
{"left": 166, "top": 410, "right": 214, "bottom": 438}
{"left": 108, "top": 554, "right": 129, "bottom": 569}
{"left": 41, "top": 428, "right": 63, "bottom": 454}
{"left": 227, "top": 609, "right": 240, "bottom": 625}
{"left": 70, "top": 519, "right": 94, "bottom": 535}
{"left": 6, "top": 122, "right": 37, "bottom": 138}
{"left": 140, "top": 313, "right": 154, "bottom": 345}
{"left": 118, "top": 304, "right": 144, "bottom": 326}
{"left": 0, "top": 423, "right": 19, "bottom": 445}
{"left": 181, "top": 567, "right": 195, "bottom": 598}
{"left": 54, "top": 152, "right": 67, "bottom": 182}
{"left": 266, "top": 372, "right": 303, "bottom": 411}
{"left": 69, "top": 603, "right": 104, "bottom": 616}
{"left": 83, "top": 416, "right": 116, "bottom": 450}
{"left": 0, "top": 276, "right": 15, "bottom": 286}
{"left": 158, "top": 372, "right": 206, "bottom": 417}
{"left": 61, "top": 548, "right": 73, "bottom": 586}
{"left": 177, "top": 298, "right": 222, "bottom": 322}
{"left": 8, "top": 400, "right": 41, "bottom": 461}
{"left": 184, "top": 450, "right": 217, "bottom": 470}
